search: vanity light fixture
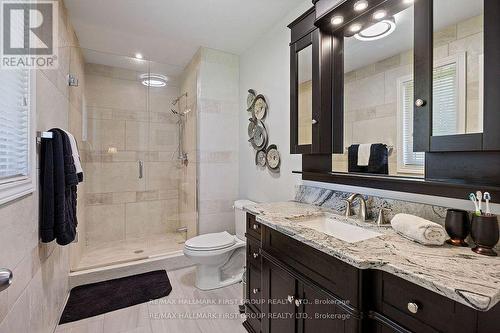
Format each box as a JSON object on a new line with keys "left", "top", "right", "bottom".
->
{"left": 373, "top": 10, "right": 387, "bottom": 20}
{"left": 135, "top": 53, "right": 143, "bottom": 60}
{"left": 139, "top": 73, "right": 168, "bottom": 87}
{"left": 354, "top": 18, "right": 396, "bottom": 41}
{"left": 354, "top": 0, "right": 369, "bottom": 11}
{"left": 331, "top": 15, "right": 344, "bottom": 25}
{"left": 349, "top": 23, "right": 363, "bottom": 33}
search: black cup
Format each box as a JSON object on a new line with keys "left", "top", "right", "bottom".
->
{"left": 471, "top": 214, "right": 499, "bottom": 256}
{"left": 445, "top": 209, "right": 470, "bottom": 247}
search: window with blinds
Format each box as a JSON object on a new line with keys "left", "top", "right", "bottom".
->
{"left": 0, "top": 68, "right": 34, "bottom": 204}
{"left": 398, "top": 54, "right": 465, "bottom": 174}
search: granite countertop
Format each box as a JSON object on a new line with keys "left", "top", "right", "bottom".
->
{"left": 245, "top": 201, "right": 500, "bottom": 312}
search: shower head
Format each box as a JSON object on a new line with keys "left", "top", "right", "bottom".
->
{"left": 171, "top": 92, "right": 188, "bottom": 106}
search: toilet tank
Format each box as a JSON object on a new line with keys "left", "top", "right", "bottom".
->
{"left": 234, "top": 200, "right": 256, "bottom": 240}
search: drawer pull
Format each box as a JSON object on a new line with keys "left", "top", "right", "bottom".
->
{"left": 252, "top": 224, "right": 259, "bottom": 230}
{"left": 252, "top": 288, "right": 260, "bottom": 294}
{"left": 287, "top": 295, "right": 295, "bottom": 303}
{"left": 407, "top": 302, "right": 419, "bottom": 314}
{"left": 252, "top": 252, "right": 259, "bottom": 259}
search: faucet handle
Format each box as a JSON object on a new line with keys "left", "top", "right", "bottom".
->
{"left": 376, "top": 208, "right": 390, "bottom": 226}
{"left": 342, "top": 199, "right": 353, "bottom": 217}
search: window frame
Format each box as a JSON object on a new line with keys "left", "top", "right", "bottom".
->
{"left": 397, "top": 53, "right": 466, "bottom": 175}
{"left": 0, "top": 70, "right": 36, "bottom": 205}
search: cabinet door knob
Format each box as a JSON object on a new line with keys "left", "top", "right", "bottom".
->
{"left": 252, "top": 252, "right": 259, "bottom": 259}
{"left": 312, "top": 119, "right": 318, "bottom": 125}
{"left": 252, "top": 224, "right": 258, "bottom": 230}
{"left": 415, "top": 99, "right": 426, "bottom": 107}
{"left": 294, "top": 299, "right": 303, "bottom": 307}
{"left": 0, "top": 269, "right": 13, "bottom": 292}
{"left": 287, "top": 295, "right": 295, "bottom": 303}
{"left": 252, "top": 288, "right": 260, "bottom": 294}
{"left": 407, "top": 302, "right": 419, "bottom": 314}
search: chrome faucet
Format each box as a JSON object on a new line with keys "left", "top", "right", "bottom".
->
{"left": 344, "top": 193, "right": 368, "bottom": 222}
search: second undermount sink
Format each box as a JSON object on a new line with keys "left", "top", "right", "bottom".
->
{"left": 295, "top": 215, "right": 382, "bottom": 243}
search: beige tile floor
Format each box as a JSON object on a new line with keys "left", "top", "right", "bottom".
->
{"left": 75, "top": 233, "right": 187, "bottom": 271}
{"left": 56, "top": 267, "right": 247, "bottom": 333}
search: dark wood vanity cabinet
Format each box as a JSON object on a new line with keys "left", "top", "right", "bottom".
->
{"left": 243, "top": 213, "right": 500, "bottom": 333}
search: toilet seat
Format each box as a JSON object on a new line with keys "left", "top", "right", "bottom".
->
{"left": 185, "top": 231, "right": 236, "bottom": 251}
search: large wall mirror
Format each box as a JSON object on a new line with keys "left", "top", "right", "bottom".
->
{"left": 333, "top": 0, "right": 418, "bottom": 177}
{"left": 432, "top": 0, "right": 484, "bottom": 137}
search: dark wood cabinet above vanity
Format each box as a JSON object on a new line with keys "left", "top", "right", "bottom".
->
{"left": 290, "top": 0, "right": 500, "bottom": 202}
{"left": 243, "top": 213, "right": 500, "bottom": 333}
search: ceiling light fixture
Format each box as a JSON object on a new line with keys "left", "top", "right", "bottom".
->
{"left": 373, "top": 10, "right": 387, "bottom": 20}
{"left": 349, "top": 23, "right": 363, "bottom": 33}
{"left": 354, "top": 0, "right": 369, "bottom": 11}
{"left": 354, "top": 18, "right": 396, "bottom": 41}
{"left": 139, "top": 73, "right": 168, "bottom": 87}
{"left": 135, "top": 53, "right": 144, "bottom": 60}
{"left": 331, "top": 15, "right": 344, "bottom": 25}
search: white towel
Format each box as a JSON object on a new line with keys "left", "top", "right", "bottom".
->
{"left": 62, "top": 130, "right": 84, "bottom": 178}
{"left": 357, "top": 144, "right": 371, "bottom": 166}
{"left": 391, "top": 213, "right": 447, "bottom": 246}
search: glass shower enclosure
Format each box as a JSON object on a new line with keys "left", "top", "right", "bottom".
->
{"left": 68, "top": 48, "right": 197, "bottom": 271}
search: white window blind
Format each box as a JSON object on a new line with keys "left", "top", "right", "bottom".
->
{"left": 0, "top": 69, "right": 30, "bottom": 183}
{"left": 399, "top": 55, "right": 464, "bottom": 174}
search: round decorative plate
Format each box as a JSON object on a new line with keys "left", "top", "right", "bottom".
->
{"left": 248, "top": 118, "right": 257, "bottom": 138}
{"left": 266, "top": 144, "right": 280, "bottom": 171}
{"left": 249, "top": 121, "right": 268, "bottom": 150}
{"left": 247, "top": 89, "right": 256, "bottom": 111}
{"left": 253, "top": 95, "right": 268, "bottom": 120}
{"left": 255, "top": 150, "right": 267, "bottom": 167}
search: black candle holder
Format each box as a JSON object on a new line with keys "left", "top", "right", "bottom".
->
{"left": 471, "top": 214, "right": 499, "bottom": 256}
{"left": 445, "top": 209, "right": 470, "bottom": 247}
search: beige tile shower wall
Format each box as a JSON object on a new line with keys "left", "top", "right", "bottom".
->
{"left": 0, "top": 1, "right": 83, "bottom": 332}
{"left": 197, "top": 48, "right": 239, "bottom": 235}
{"left": 334, "top": 15, "right": 483, "bottom": 176}
{"left": 83, "top": 63, "right": 181, "bottom": 247}
{"left": 179, "top": 51, "right": 201, "bottom": 239}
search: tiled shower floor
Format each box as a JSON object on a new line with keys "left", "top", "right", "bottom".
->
{"left": 74, "top": 233, "right": 187, "bottom": 271}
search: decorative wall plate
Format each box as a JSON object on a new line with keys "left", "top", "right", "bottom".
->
{"left": 253, "top": 95, "right": 268, "bottom": 120}
{"left": 249, "top": 121, "right": 268, "bottom": 150}
{"left": 255, "top": 150, "right": 267, "bottom": 167}
{"left": 266, "top": 144, "right": 281, "bottom": 171}
{"left": 248, "top": 118, "right": 257, "bottom": 138}
{"left": 247, "top": 89, "right": 257, "bottom": 111}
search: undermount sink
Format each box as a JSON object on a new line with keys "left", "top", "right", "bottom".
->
{"left": 295, "top": 215, "right": 382, "bottom": 243}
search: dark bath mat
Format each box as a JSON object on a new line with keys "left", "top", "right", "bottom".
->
{"left": 59, "top": 270, "right": 172, "bottom": 324}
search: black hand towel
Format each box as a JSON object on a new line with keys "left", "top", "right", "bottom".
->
{"left": 348, "top": 144, "right": 389, "bottom": 175}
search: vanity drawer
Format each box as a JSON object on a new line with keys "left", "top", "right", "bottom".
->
{"left": 247, "top": 237, "right": 261, "bottom": 269}
{"left": 247, "top": 263, "right": 262, "bottom": 313}
{"left": 246, "top": 213, "right": 261, "bottom": 240}
{"left": 377, "top": 272, "right": 476, "bottom": 332}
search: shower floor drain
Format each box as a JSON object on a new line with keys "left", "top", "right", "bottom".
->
{"left": 134, "top": 250, "right": 144, "bottom": 254}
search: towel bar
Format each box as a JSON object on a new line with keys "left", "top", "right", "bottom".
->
{"left": 344, "top": 145, "right": 394, "bottom": 154}
{"left": 36, "top": 131, "right": 53, "bottom": 144}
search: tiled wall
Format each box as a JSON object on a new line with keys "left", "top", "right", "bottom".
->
{"left": 197, "top": 48, "right": 240, "bottom": 235}
{"left": 179, "top": 51, "right": 200, "bottom": 239}
{"left": 334, "top": 15, "right": 483, "bottom": 176}
{"left": 0, "top": 1, "right": 84, "bottom": 332}
{"left": 83, "top": 63, "right": 182, "bottom": 247}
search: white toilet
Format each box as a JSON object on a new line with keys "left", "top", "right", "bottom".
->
{"left": 184, "top": 200, "right": 256, "bottom": 290}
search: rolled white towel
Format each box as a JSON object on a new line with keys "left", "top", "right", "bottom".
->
{"left": 391, "top": 213, "right": 447, "bottom": 246}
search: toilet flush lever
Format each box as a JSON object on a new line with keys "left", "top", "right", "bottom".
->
{"left": 0, "top": 269, "right": 13, "bottom": 292}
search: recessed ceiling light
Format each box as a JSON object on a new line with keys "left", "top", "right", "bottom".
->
{"left": 135, "top": 53, "right": 143, "bottom": 59}
{"left": 373, "top": 10, "right": 387, "bottom": 20}
{"left": 354, "top": 0, "right": 369, "bottom": 11}
{"left": 331, "top": 15, "right": 344, "bottom": 25}
{"left": 354, "top": 18, "right": 396, "bottom": 41}
{"left": 350, "top": 23, "right": 363, "bottom": 32}
{"left": 139, "top": 73, "right": 168, "bottom": 87}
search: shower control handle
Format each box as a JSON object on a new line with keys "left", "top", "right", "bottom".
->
{"left": 0, "top": 269, "right": 13, "bottom": 292}
{"left": 138, "top": 160, "right": 144, "bottom": 179}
